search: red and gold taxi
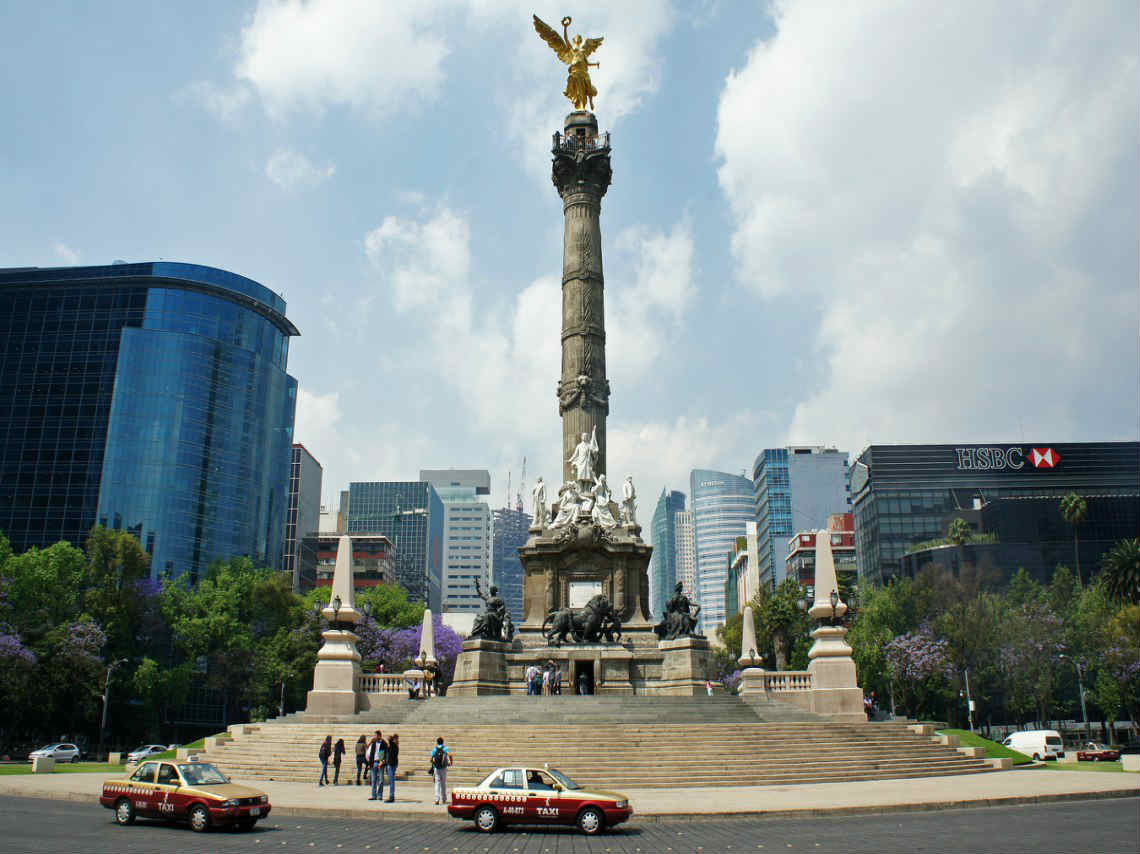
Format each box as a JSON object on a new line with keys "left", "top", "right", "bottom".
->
{"left": 448, "top": 766, "right": 632, "bottom": 835}
{"left": 100, "top": 760, "right": 270, "bottom": 832}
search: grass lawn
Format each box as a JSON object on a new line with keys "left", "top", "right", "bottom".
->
{"left": 1044, "top": 761, "right": 1138, "bottom": 774}
{"left": 0, "top": 762, "right": 122, "bottom": 776}
{"left": 937, "top": 729, "right": 1033, "bottom": 766}
{"left": 151, "top": 733, "right": 224, "bottom": 761}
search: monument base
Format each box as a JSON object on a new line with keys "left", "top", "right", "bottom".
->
{"left": 305, "top": 628, "right": 362, "bottom": 716}
{"left": 449, "top": 639, "right": 512, "bottom": 695}
{"left": 655, "top": 636, "right": 715, "bottom": 695}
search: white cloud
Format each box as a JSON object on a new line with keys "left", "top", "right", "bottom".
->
{"left": 175, "top": 81, "right": 254, "bottom": 123}
{"left": 53, "top": 243, "right": 80, "bottom": 265}
{"left": 236, "top": 0, "right": 448, "bottom": 118}
{"left": 716, "top": 0, "right": 1139, "bottom": 450}
{"left": 364, "top": 208, "right": 470, "bottom": 311}
{"left": 265, "top": 149, "right": 336, "bottom": 190}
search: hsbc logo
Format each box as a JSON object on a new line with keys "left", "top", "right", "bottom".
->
{"left": 955, "top": 446, "right": 1060, "bottom": 471}
{"left": 1028, "top": 447, "right": 1061, "bottom": 469}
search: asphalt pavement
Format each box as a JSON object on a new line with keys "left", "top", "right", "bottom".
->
{"left": 0, "top": 795, "right": 1136, "bottom": 854}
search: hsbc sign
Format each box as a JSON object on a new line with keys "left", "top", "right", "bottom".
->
{"left": 955, "top": 446, "right": 1061, "bottom": 471}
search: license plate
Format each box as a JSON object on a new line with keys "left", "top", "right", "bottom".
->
{"left": 250, "top": 807, "right": 261, "bottom": 816}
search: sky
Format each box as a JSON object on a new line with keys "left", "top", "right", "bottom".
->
{"left": 2, "top": 0, "right": 1137, "bottom": 516}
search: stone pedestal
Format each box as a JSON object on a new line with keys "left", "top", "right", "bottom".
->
{"left": 32, "top": 756, "right": 55, "bottom": 773}
{"left": 305, "top": 628, "right": 362, "bottom": 716}
{"left": 656, "top": 636, "right": 714, "bottom": 696}
{"left": 805, "top": 625, "right": 864, "bottom": 722}
{"left": 450, "top": 639, "right": 512, "bottom": 696}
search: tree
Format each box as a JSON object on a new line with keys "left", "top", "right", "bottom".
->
{"left": 82, "top": 526, "right": 153, "bottom": 658}
{"left": 1, "top": 542, "right": 87, "bottom": 633}
{"left": 885, "top": 626, "right": 954, "bottom": 719}
{"left": 1059, "top": 493, "right": 1088, "bottom": 587}
{"left": 717, "top": 612, "right": 743, "bottom": 660}
{"left": 1100, "top": 538, "right": 1140, "bottom": 605}
{"left": 749, "top": 578, "right": 812, "bottom": 671}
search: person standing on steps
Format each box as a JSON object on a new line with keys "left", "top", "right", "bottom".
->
{"left": 367, "top": 730, "right": 387, "bottom": 801}
{"left": 354, "top": 734, "right": 367, "bottom": 785}
{"left": 332, "top": 738, "right": 346, "bottom": 785}
{"left": 318, "top": 735, "right": 332, "bottom": 787}
{"left": 384, "top": 733, "right": 399, "bottom": 802}
{"left": 430, "top": 736, "right": 452, "bottom": 805}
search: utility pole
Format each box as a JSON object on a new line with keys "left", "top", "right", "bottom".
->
{"left": 1075, "top": 661, "right": 1090, "bottom": 742}
{"left": 963, "top": 667, "right": 975, "bottom": 734}
{"left": 98, "top": 659, "right": 128, "bottom": 760}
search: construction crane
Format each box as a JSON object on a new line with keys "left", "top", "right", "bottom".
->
{"left": 517, "top": 456, "right": 526, "bottom": 514}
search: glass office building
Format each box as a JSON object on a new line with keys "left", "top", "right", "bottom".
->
{"left": 346, "top": 481, "right": 444, "bottom": 611}
{"left": 420, "top": 469, "right": 492, "bottom": 614}
{"left": 0, "top": 262, "right": 299, "bottom": 580}
{"left": 647, "top": 489, "right": 686, "bottom": 619}
{"left": 753, "top": 446, "right": 850, "bottom": 591}
{"left": 852, "top": 442, "right": 1140, "bottom": 585}
{"left": 689, "top": 469, "right": 756, "bottom": 635}
{"left": 285, "top": 444, "right": 323, "bottom": 591}
{"left": 492, "top": 507, "right": 531, "bottom": 623}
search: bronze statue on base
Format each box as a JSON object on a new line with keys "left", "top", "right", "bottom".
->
{"left": 653, "top": 581, "right": 702, "bottom": 641}
{"left": 542, "top": 593, "right": 622, "bottom": 645}
{"left": 471, "top": 578, "right": 515, "bottom": 642}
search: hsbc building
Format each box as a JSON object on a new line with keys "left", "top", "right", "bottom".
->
{"left": 851, "top": 442, "right": 1139, "bottom": 586}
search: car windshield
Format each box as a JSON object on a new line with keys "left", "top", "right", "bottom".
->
{"left": 1046, "top": 736, "right": 1062, "bottom": 745}
{"left": 35, "top": 745, "right": 61, "bottom": 752}
{"left": 130, "top": 746, "right": 152, "bottom": 753}
{"left": 179, "top": 763, "right": 229, "bottom": 786}
{"left": 548, "top": 769, "right": 581, "bottom": 790}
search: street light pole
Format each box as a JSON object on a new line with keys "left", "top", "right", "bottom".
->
{"left": 963, "top": 667, "right": 975, "bottom": 735}
{"left": 98, "top": 658, "right": 128, "bottom": 761}
{"left": 1075, "top": 661, "right": 1089, "bottom": 742}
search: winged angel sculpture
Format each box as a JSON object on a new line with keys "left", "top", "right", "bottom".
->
{"left": 533, "top": 15, "right": 604, "bottom": 111}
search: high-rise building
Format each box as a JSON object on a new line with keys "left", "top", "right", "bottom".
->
{"left": 420, "top": 469, "right": 492, "bottom": 613}
{"left": 852, "top": 442, "right": 1140, "bottom": 586}
{"left": 308, "top": 533, "right": 395, "bottom": 590}
{"left": 345, "top": 481, "right": 444, "bottom": 611}
{"left": 689, "top": 469, "right": 756, "bottom": 635}
{"left": 752, "top": 446, "right": 850, "bottom": 592}
{"left": 725, "top": 520, "right": 760, "bottom": 618}
{"left": 284, "top": 444, "right": 323, "bottom": 592}
{"left": 0, "top": 262, "right": 299, "bottom": 580}
{"left": 674, "top": 510, "right": 695, "bottom": 596}
{"left": 647, "top": 489, "right": 686, "bottom": 619}
{"left": 492, "top": 506, "right": 530, "bottom": 624}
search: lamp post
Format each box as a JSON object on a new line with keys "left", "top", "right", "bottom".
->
{"left": 1060, "top": 654, "right": 1090, "bottom": 741}
{"left": 98, "top": 658, "right": 129, "bottom": 761}
{"left": 963, "top": 667, "right": 975, "bottom": 734}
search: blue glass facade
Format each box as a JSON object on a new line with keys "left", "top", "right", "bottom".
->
{"left": 689, "top": 469, "right": 756, "bottom": 635}
{"left": 0, "top": 263, "right": 299, "bottom": 581}
{"left": 491, "top": 507, "right": 530, "bottom": 624}
{"left": 647, "top": 489, "right": 686, "bottom": 619}
{"left": 346, "top": 482, "right": 444, "bottom": 612}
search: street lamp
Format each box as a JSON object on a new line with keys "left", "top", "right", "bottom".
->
{"left": 97, "top": 658, "right": 129, "bottom": 761}
{"left": 1060, "top": 653, "right": 1090, "bottom": 742}
{"left": 829, "top": 589, "right": 840, "bottom": 621}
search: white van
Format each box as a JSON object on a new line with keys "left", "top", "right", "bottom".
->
{"left": 1002, "top": 730, "right": 1065, "bottom": 761}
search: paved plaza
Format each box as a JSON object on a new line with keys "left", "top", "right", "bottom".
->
{"left": 0, "top": 794, "right": 1136, "bottom": 853}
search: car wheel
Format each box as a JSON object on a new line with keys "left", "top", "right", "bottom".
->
{"left": 474, "top": 805, "right": 499, "bottom": 833}
{"left": 577, "top": 806, "right": 605, "bottom": 835}
{"left": 114, "top": 798, "right": 135, "bottom": 826}
{"left": 71, "top": 755, "right": 80, "bottom": 764}
{"left": 1032, "top": 753, "right": 1041, "bottom": 761}
{"left": 189, "top": 804, "right": 210, "bottom": 833}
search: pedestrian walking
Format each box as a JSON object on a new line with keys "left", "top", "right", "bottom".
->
{"left": 385, "top": 733, "right": 399, "bottom": 802}
{"left": 332, "top": 738, "right": 345, "bottom": 784}
{"left": 705, "top": 679, "right": 713, "bottom": 696}
{"left": 525, "top": 663, "right": 538, "bottom": 696}
{"left": 318, "top": 735, "right": 332, "bottom": 787}
{"left": 354, "top": 735, "right": 367, "bottom": 785}
{"left": 429, "top": 736, "right": 452, "bottom": 805}
{"left": 542, "top": 665, "right": 551, "bottom": 695}
{"left": 368, "top": 730, "right": 387, "bottom": 801}
{"left": 553, "top": 664, "right": 562, "bottom": 695}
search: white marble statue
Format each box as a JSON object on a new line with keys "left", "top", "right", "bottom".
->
{"left": 621, "top": 475, "right": 637, "bottom": 526}
{"left": 550, "top": 480, "right": 583, "bottom": 528}
{"left": 532, "top": 477, "right": 548, "bottom": 527}
{"left": 567, "top": 426, "right": 599, "bottom": 483}
{"left": 591, "top": 474, "right": 618, "bottom": 529}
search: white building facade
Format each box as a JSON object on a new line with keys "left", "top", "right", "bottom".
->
{"left": 420, "top": 469, "right": 492, "bottom": 613}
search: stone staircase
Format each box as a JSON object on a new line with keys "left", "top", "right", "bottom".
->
{"left": 196, "top": 696, "right": 991, "bottom": 789}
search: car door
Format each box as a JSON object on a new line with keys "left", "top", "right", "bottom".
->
{"left": 153, "top": 763, "right": 184, "bottom": 820}
{"left": 487, "top": 768, "right": 527, "bottom": 824}
{"left": 524, "top": 770, "right": 563, "bottom": 823}
{"left": 127, "top": 762, "right": 159, "bottom": 817}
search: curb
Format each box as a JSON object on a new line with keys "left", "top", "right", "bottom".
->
{"left": 2, "top": 787, "right": 1136, "bottom": 823}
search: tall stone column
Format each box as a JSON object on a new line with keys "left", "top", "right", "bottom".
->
{"left": 552, "top": 111, "right": 612, "bottom": 482}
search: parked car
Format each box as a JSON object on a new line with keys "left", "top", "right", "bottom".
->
{"left": 28, "top": 743, "right": 81, "bottom": 763}
{"left": 1075, "top": 742, "right": 1120, "bottom": 762}
{"left": 1001, "top": 730, "right": 1064, "bottom": 761}
{"left": 448, "top": 766, "right": 632, "bottom": 835}
{"left": 100, "top": 760, "right": 270, "bottom": 832}
{"left": 126, "top": 744, "right": 169, "bottom": 764}
{"left": 1115, "top": 741, "right": 1140, "bottom": 755}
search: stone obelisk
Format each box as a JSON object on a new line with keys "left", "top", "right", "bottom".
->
{"left": 552, "top": 112, "right": 612, "bottom": 481}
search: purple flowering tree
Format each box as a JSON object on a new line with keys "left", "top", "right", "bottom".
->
{"left": 998, "top": 600, "right": 1064, "bottom": 725}
{"left": 885, "top": 625, "right": 955, "bottom": 719}
{"left": 356, "top": 615, "right": 464, "bottom": 688}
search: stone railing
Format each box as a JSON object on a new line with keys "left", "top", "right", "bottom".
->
{"left": 357, "top": 673, "right": 406, "bottom": 695}
{"left": 763, "top": 671, "right": 813, "bottom": 693}
{"left": 552, "top": 131, "right": 611, "bottom": 153}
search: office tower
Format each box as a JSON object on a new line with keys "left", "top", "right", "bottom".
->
{"left": 752, "top": 446, "right": 850, "bottom": 592}
{"left": 345, "top": 481, "right": 444, "bottom": 611}
{"left": 420, "top": 469, "right": 492, "bottom": 613}
{"left": 491, "top": 506, "right": 530, "bottom": 625}
{"left": 0, "top": 262, "right": 299, "bottom": 580}
{"left": 284, "top": 444, "right": 322, "bottom": 591}
{"left": 647, "top": 489, "right": 686, "bottom": 619}
{"left": 674, "top": 510, "right": 695, "bottom": 596}
{"left": 689, "top": 469, "right": 756, "bottom": 635}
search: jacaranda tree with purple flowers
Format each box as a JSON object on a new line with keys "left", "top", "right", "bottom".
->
{"left": 885, "top": 625, "right": 955, "bottom": 719}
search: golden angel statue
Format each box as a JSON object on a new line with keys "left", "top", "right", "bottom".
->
{"left": 533, "top": 14, "right": 603, "bottom": 111}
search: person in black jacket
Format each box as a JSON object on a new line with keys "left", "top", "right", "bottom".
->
{"left": 354, "top": 734, "right": 367, "bottom": 785}
{"left": 318, "top": 735, "right": 331, "bottom": 787}
{"left": 384, "top": 733, "right": 399, "bottom": 802}
{"left": 332, "top": 738, "right": 346, "bottom": 785}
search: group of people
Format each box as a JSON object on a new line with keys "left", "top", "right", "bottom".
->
{"left": 317, "top": 730, "right": 400, "bottom": 802}
{"left": 316, "top": 732, "right": 455, "bottom": 806}
{"left": 524, "top": 660, "right": 563, "bottom": 695}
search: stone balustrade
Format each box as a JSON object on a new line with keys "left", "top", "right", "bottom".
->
{"left": 357, "top": 673, "right": 407, "bottom": 695}
{"left": 761, "top": 671, "right": 813, "bottom": 693}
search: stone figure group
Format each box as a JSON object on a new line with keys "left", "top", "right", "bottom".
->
{"left": 470, "top": 578, "right": 515, "bottom": 642}
{"left": 549, "top": 474, "right": 621, "bottom": 531}
{"left": 653, "top": 581, "right": 702, "bottom": 641}
{"left": 542, "top": 593, "right": 622, "bottom": 646}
